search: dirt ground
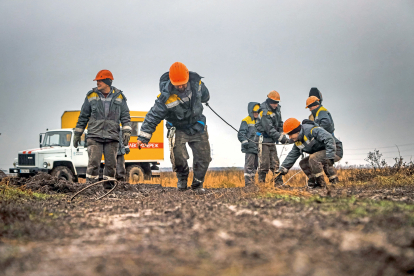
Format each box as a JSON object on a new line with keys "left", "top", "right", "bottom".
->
{"left": 1, "top": 174, "right": 414, "bottom": 276}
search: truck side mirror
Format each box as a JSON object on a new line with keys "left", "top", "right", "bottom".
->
{"left": 39, "top": 133, "right": 44, "bottom": 148}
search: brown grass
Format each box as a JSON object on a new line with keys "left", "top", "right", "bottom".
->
{"left": 161, "top": 163, "right": 414, "bottom": 195}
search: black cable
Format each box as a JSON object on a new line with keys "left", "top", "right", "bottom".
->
{"left": 205, "top": 102, "right": 239, "bottom": 133}
{"left": 205, "top": 102, "right": 287, "bottom": 146}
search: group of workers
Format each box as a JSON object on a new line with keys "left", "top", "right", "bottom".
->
{"left": 73, "top": 62, "right": 342, "bottom": 191}
{"left": 238, "top": 88, "right": 343, "bottom": 189}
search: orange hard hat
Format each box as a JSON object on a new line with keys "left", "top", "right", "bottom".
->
{"left": 93, "top": 70, "right": 114, "bottom": 81}
{"left": 283, "top": 118, "right": 301, "bottom": 134}
{"left": 267, "top": 90, "right": 280, "bottom": 101}
{"left": 305, "top": 96, "right": 320, "bottom": 108}
{"left": 169, "top": 62, "right": 189, "bottom": 86}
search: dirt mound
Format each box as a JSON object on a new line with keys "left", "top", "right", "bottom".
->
{"left": 6, "top": 173, "right": 159, "bottom": 197}
{"left": 9, "top": 173, "right": 85, "bottom": 195}
{"left": 0, "top": 170, "right": 6, "bottom": 181}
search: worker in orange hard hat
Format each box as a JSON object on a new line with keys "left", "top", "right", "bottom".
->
{"left": 137, "top": 62, "right": 211, "bottom": 192}
{"left": 306, "top": 92, "right": 338, "bottom": 184}
{"left": 276, "top": 118, "right": 343, "bottom": 189}
{"left": 74, "top": 69, "right": 131, "bottom": 188}
{"left": 255, "top": 91, "right": 289, "bottom": 186}
{"left": 238, "top": 102, "right": 260, "bottom": 186}
{"left": 308, "top": 87, "right": 323, "bottom": 121}
{"left": 306, "top": 96, "right": 335, "bottom": 134}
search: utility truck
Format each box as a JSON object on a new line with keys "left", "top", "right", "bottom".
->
{"left": 10, "top": 111, "right": 164, "bottom": 183}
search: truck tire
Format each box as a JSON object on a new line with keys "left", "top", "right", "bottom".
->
{"left": 126, "top": 165, "right": 144, "bottom": 184}
{"left": 51, "top": 166, "right": 75, "bottom": 182}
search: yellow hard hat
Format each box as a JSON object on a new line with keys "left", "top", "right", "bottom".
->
{"left": 253, "top": 105, "right": 260, "bottom": 112}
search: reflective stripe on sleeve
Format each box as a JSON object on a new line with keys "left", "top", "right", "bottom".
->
{"left": 75, "top": 128, "right": 84, "bottom": 133}
{"left": 139, "top": 131, "right": 152, "bottom": 139}
{"left": 241, "top": 140, "right": 248, "bottom": 144}
{"left": 122, "top": 126, "right": 132, "bottom": 131}
{"left": 313, "top": 172, "right": 324, "bottom": 178}
{"left": 87, "top": 96, "right": 99, "bottom": 102}
{"left": 329, "top": 175, "right": 338, "bottom": 180}
{"left": 166, "top": 101, "right": 180, "bottom": 109}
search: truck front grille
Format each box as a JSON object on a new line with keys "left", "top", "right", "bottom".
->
{"left": 18, "top": 154, "right": 35, "bottom": 166}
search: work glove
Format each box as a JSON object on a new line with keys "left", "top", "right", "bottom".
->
{"left": 125, "top": 147, "right": 130, "bottom": 154}
{"left": 276, "top": 167, "right": 288, "bottom": 175}
{"left": 193, "top": 121, "right": 205, "bottom": 133}
{"left": 327, "top": 159, "right": 335, "bottom": 166}
{"left": 73, "top": 133, "right": 81, "bottom": 148}
{"left": 280, "top": 135, "right": 289, "bottom": 144}
{"left": 123, "top": 131, "right": 131, "bottom": 146}
{"left": 242, "top": 142, "right": 249, "bottom": 150}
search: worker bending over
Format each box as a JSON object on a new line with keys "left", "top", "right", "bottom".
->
{"left": 277, "top": 118, "right": 343, "bottom": 189}
{"left": 238, "top": 102, "right": 260, "bottom": 186}
{"left": 74, "top": 70, "right": 131, "bottom": 189}
{"left": 255, "top": 91, "right": 288, "bottom": 186}
{"left": 137, "top": 62, "right": 211, "bottom": 192}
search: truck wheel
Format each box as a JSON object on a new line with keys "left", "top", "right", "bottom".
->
{"left": 126, "top": 165, "right": 144, "bottom": 184}
{"left": 51, "top": 166, "right": 75, "bottom": 182}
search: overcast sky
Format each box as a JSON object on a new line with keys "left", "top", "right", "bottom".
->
{"left": 1, "top": 0, "right": 414, "bottom": 170}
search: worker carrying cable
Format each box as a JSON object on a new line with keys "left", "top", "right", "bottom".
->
{"left": 73, "top": 70, "right": 132, "bottom": 189}
{"left": 277, "top": 118, "right": 343, "bottom": 189}
{"left": 238, "top": 102, "right": 260, "bottom": 186}
{"left": 137, "top": 62, "right": 211, "bottom": 192}
{"left": 255, "top": 91, "right": 289, "bottom": 186}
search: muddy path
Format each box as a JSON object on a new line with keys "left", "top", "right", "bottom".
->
{"left": 1, "top": 178, "right": 414, "bottom": 276}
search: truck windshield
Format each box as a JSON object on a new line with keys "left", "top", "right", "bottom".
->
{"left": 42, "top": 131, "right": 72, "bottom": 147}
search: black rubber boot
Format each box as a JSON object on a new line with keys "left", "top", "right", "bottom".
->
{"left": 258, "top": 173, "right": 267, "bottom": 183}
{"left": 307, "top": 177, "right": 317, "bottom": 188}
{"left": 103, "top": 180, "right": 115, "bottom": 189}
{"left": 329, "top": 176, "right": 339, "bottom": 185}
{"left": 312, "top": 176, "right": 327, "bottom": 189}
{"left": 274, "top": 174, "right": 284, "bottom": 187}
{"left": 177, "top": 178, "right": 188, "bottom": 191}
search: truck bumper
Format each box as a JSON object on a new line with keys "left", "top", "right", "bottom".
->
{"left": 10, "top": 168, "right": 49, "bottom": 175}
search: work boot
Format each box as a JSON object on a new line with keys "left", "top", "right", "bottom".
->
{"left": 192, "top": 187, "right": 206, "bottom": 194}
{"left": 307, "top": 177, "right": 317, "bottom": 188}
{"left": 177, "top": 178, "right": 188, "bottom": 191}
{"left": 274, "top": 174, "right": 284, "bottom": 187}
{"left": 244, "top": 175, "right": 255, "bottom": 187}
{"left": 103, "top": 180, "right": 115, "bottom": 190}
{"left": 329, "top": 176, "right": 339, "bottom": 185}
{"left": 258, "top": 173, "right": 267, "bottom": 183}
{"left": 191, "top": 178, "right": 204, "bottom": 190}
{"left": 312, "top": 176, "right": 327, "bottom": 189}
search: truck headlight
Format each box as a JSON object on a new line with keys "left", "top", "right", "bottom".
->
{"left": 43, "top": 162, "right": 48, "bottom": 168}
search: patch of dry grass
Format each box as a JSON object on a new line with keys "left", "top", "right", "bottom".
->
{"left": 161, "top": 163, "right": 414, "bottom": 197}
